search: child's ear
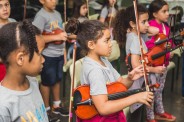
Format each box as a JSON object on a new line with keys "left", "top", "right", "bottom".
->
{"left": 88, "top": 41, "right": 95, "bottom": 50}
{"left": 153, "top": 12, "right": 157, "bottom": 18}
{"left": 39, "top": 0, "right": 44, "bottom": 4}
{"left": 16, "top": 52, "right": 25, "bottom": 66}
{"left": 129, "top": 21, "right": 136, "bottom": 29}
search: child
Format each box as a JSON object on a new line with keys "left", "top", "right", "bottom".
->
{"left": 99, "top": 0, "right": 118, "bottom": 25}
{"left": 0, "top": 20, "right": 48, "bottom": 122}
{"left": 146, "top": 0, "right": 176, "bottom": 121}
{"left": 73, "top": 0, "right": 88, "bottom": 23}
{"left": 32, "top": 0, "right": 69, "bottom": 119}
{"left": 113, "top": 4, "right": 167, "bottom": 122}
{"left": 67, "top": 0, "right": 88, "bottom": 60}
{"left": 0, "top": 0, "right": 16, "bottom": 81}
{"left": 66, "top": 18, "right": 154, "bottom": 122}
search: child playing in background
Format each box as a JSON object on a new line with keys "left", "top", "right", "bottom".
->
{"left": 99, "top": 0, "right": 118, "bottom": 25}
{"left": 0, "top": 0, "right": 16, "bottom": 81}
{"left": 66, "top": 18, "right": 154, "bottom": 122}
{"left": 32, "top": 0, "right": 69, "bottom": 120}
{"left": 146, "top": 0, "right": 176, "bottom": 121}
{"left": 0, "top": 20, "right": 48, "bottom": 122}
{"left": 113, "top": 4, "right": 166, "bottom": 122}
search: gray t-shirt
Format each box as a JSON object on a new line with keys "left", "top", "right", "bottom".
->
{"left": 126, "top": 32, "right": 148, "bottom": 55}
{"left": 80, "top": 56, "right": 120, "bottom": 95}
{"left": 100, "top": 6, "right": 117, "bottom": 19}
{"left": 78, "top": 16, "right": 88, "bottom": 23}
{"left": 33, "top": 8, "right": 65, "bottom": 57}
{"left": 0, "top": 76, "right": 49, "bottom": 122}
{"left": 0, "top": 18, "right": 16, "bottom": 28}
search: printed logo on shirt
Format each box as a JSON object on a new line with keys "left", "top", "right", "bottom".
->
{"left": 49, "top": 20, "right": 63, "bottom": 30}
{"left": 20, "top": 104, "right": 47, "bottom": 122}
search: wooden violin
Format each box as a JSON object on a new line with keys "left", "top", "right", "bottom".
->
{"left": 73, "top": 81, "right": 159, "bottom": 120}
{"left": 145, "top": 30, "right": 184, "bottom": 66}
{"left": 42, "top": 29, "right": 77, "bottom": 45}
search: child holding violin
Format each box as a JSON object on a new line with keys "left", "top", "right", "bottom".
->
{"left": 113, "top": 4, "right": 167, "bottom": 122}
{"left": 32, "top": 0, "right": 69, "bottom": 120}
{"left": 146, "top": 0, "right": 176, "bottom": 121}
{"left": 66, "top": 18, "right": 154, "bottom": 122}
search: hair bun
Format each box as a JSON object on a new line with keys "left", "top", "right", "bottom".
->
{"left": 65, "top": 18, "right": 80, "bottom": 34}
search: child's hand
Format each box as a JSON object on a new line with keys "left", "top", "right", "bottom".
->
{"left": 57, "top": 31, "right": 67, "bottom": 41}
{"left": 147, "top": 65, "right": 166, "bottom": 74}
{"left": 135, "top": 91, "right": 154, "bottom": 107}
{"left": 128, "top": 65, "right": 144, "bottom": 80}
{"left": 170, "top": 52, "right": 174, "bottom": 59}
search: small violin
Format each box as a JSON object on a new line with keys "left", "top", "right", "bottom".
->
{"left": 42, "top": 29, "right": 77, "bottom": 45}
{"left": 73, "top": 81, "right": 159, "bottom": 120}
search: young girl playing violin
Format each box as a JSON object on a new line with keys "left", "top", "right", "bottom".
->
{"left": 146, "top": 0, "right": 176, "bottom": 121}
{"left": 113, "top": 4, "right": 167, "bottom": 122}
{"left": 66, "top": 18, "right": 154, "bottom": 122}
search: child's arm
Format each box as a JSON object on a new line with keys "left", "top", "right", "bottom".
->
{"left": 92, "top": 91, "right": 153, "bottom": 115}
{"left": 42, "top": 32, "right": 67, "bottom": 43}
{"left": 147, "top": 26, "right": 159, "bottom": 36}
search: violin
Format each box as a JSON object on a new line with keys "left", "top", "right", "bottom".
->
{"left": 73, "top": 81, "right": 159, "bottom": 120}
{"left": 42, "top": 29, "right": 77, "bottom": 45}
{"left": 145, "top": 30, "right": 184, "bottom": 66}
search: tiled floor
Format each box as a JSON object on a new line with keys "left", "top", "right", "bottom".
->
{"left": 59, "top": 53, "right": 184, "bottom": 122}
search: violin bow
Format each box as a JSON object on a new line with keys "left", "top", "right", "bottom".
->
{"left": 86, "top": 0, "right": 89, "bottom": 18}
{"left": 69, "top": 42, "right": 77, "bottom": 122}
{"left": 64, "top": 0, "right": 67, "bottom": 23}
{"left": 23, "top": 0, "right": 27, "bottom": 20}
{"left": 133, "top": 0, "right": 150, "bottom": 91}
{"left": 108, "top": 2, "right": 115, "bottom": 29}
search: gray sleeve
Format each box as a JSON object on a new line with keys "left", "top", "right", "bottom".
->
{"left": 111, "top": 66, "right": 121, "bottom": 80}
{"left": 88, "top": 68, "right": 108, "bottom": 95}
{"left": 100, "top": 7, "right": 108, "bottom": 19}
{"left": 0, "top": 107, "right": 11, "bottom": 122}
{"left": 130, "top": 37, "right": 141, "bottom": 55}
{"left": 32, "top": 15, "right": 46, "bottom": 32}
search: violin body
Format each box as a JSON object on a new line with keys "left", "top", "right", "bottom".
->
{"left": 73, "top": 82, "right": 127, "bottom": 120}
{"left": 73, "top": 82, "right": 159, "bottom": 120}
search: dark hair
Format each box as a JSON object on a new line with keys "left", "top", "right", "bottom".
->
{"left": 113, "top": 4, "right": 148, "bottom": 46}
{"left": 149, "top": 0, "right": 168, "bottom": 19}
{"left": 72, "top": 0, "right": 87, "bottom": 18}
{"left": 102, "top": 0, "right": 118, "bottom": 11}
{"left": 0, "top": 20, "right": 41, "bottom": 65}
{"left": 65, "top": 18, "right": 107, "bottom": 55}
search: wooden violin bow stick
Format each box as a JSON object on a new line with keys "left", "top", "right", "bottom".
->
{"left": 23, "top": 0, "right": 27, "bottom": 20}
{"left": 68, "top": 42, "right": 77, "bottom": 122}
{"left": 133, "top": 0, "right": 150, "bottom": 91}
{"left": 86, "top": 0, "right": 89, "bottom": 18}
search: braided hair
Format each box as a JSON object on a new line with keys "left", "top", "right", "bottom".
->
{"left": 65, "top": 18, "right": 107, "bottom": 55}
{"left": 0, "top": 19, "right": 41, "bottom": 65}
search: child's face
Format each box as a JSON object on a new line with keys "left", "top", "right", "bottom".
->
{"left": 93, "top": 29, "right": 112, "bottom": 57}
{"left": 154, "top": 5, "right": 169, "bottom": 23}
{"left": 40, "top": 0, "right": 57, "bottom": 12}
{"left": 139, "top": 13, "right": 149, "bottom": 34}
{"left": 109, "top": 0, "right": 116, "bottom": 6}
{"left": 0, "top": 0, "right": 10, "bottom": 20}
{"left": 80, "top": 4, "right": 88, "bottom": 17}
{"left": 23, "top": 35, "right": 45, "bottom": 76}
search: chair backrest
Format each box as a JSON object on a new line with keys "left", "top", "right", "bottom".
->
{"left": 107, "top": 40, "right": 120, "bottom": 62}
{"left": 69, "top": 58, "right": 83, "bottom": 88}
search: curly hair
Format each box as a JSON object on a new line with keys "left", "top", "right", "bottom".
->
{"left": 65, "top": 18, "right": 107, "bottom": 55}
{"left": 0, "top": 20, "right": 41, "bottom": 65}
{"left": 149, "top": 0, "right": 168, "bottom": 20}
{"left": 113, "top": 4, "right": 148, "bottom": 47}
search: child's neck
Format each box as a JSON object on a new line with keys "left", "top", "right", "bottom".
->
{"left": 0, "top": 19, "right": 9, "bottom": 25}
{"left": 1, "top": 69, "right": 29, "bottom": 91}
{"left": 155, "top": 18, "right": 162, "bottom": 24}
{"left": 87, "top": 53, "right": 106, "bottom": 67}
{"left": 43, "top": 6, "right": 54, "bottom": 13}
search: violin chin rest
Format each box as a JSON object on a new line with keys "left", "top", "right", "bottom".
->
{"left": 73, "top": 90, "right": 82, "bottom": 109}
